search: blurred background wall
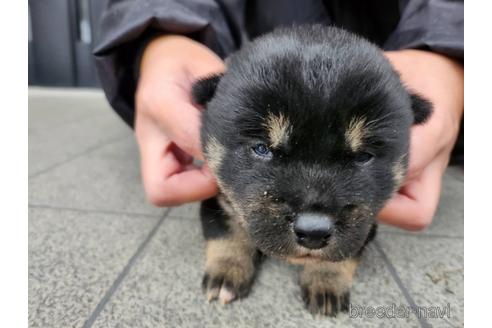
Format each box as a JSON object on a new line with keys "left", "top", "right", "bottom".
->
{"left": 28, "top": 0, "right": 107, "bottom": 88}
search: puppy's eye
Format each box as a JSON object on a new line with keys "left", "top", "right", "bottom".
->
{"left": 252, "top": 143, "right": 273, "bottom": 159}
{"left": 354, "top": 152, "right": 374, "bottom": 164}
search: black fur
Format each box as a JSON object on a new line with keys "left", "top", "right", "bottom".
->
{"left": 356, "top": 223, "right": 378, "bottom": 257}
{"left": 194, "top": 25, "right": 433, "bottom": 315}
{"left": 409, "top": 92, "right": 433, "bottom": 124}
{"left": 199, "top": 197, "right": 230, "bottom": 239}
{"left": 192, "top": 74, "right": 223, "bottom": 106}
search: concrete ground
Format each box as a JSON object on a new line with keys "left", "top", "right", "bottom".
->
{"left": 28, "top": 88, "right": 464, "bottom": 328}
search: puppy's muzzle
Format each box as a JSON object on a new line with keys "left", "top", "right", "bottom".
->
{"left": 294, "top": 213, "right": 334, "bottom": 249}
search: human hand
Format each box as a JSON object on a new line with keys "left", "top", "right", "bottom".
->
{"left": 135, "top": 35, "right": 225, "bottom": 206}
{"left": 379, "top": 50, "right": 464, "bottom": 230}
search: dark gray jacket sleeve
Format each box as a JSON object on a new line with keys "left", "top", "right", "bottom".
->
{"left": 384, "top": 0, "right": 464, "bottom": 59}
{"left": 93, "top": 0, "right": 239, "bottom": 127}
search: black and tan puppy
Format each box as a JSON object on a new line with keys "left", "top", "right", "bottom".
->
{"left": 192, "top": 25, "right": 432, "bottom": 316}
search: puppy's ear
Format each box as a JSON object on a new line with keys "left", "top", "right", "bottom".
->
{"left": 192, "top": 73, "right": 224, "bottom": 106}
{"left": 409, "top": 92, "right": 433, "bottom": 125}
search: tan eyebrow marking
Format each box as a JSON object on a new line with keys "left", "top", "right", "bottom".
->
{"left": 345, "top": 117, "right": 367, "bottom": 152}
{"left": 263, "top": 113, "right": 292, "bottom": 148}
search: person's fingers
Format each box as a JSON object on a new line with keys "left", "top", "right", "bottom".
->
{"left": 159, "top": 99, "right": 204, "bottom": 160}
{"left": 137, "top": 36, "right": 226, "bottom": 160}
{"left": 406, "top": 113, "right": 443, "bottom": 180}
{"left": 140, "top": 64, "right": 227, "bottom": 160}
{"left": 140, "top": 138, "right": 218, "bottom": 206}
{"left": 139, "top": 79, "right": 204, "bottom": 160}
{"left": 136, "top": 113, "right": 217, "bottom": 206}
{"left": 169, "top": 142, "right": 193, "bottom": 164}
{"left": 378, "top": 156, "right": 446, "bottom": 230}
{"left": 406, "top": 104, "right": 458, "bottom": 181}
{"left": 159, "top": 152, "right": 218, "bottom": 206}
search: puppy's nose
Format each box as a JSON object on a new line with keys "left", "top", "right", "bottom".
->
{"left": 294, "top": 213, "right": 334, "bottom": 249}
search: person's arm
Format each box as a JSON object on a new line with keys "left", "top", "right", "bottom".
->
{"left": 93, "top": 0, "right": 238, "bottom": 127}
{"left": 93, "top": 0, "right": 246, "bottom": 206}
{"left": 135, "top": 35, "right": 225, "bottom": 206}
{"left": 384, "top": 0, "right": 464, "bottom": 58}
{"left": 379, "top": 0, "right": 464, "bottom": 230}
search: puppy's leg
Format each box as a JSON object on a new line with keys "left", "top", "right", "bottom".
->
{"left": 200, "top": 197, "right": 260, "bottom": 304}
{"left": 300, "top": 259, "right": 358, "bottom": 316}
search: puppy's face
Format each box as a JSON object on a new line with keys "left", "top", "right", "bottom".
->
{"left": 194, "top": 27, "right": 431, "bottom": 263}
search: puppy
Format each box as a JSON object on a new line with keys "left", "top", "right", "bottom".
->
{"left": 192, "top": 25, "right": 432, "bottom": 316}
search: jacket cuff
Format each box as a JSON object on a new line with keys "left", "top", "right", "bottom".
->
{"left": 383, "top": 0, "right": 463, "bottom": 60}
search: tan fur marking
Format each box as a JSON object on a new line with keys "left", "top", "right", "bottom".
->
{"left": 205, "top": 137, "right": 224, "bottom": 173}
{"left": 392, "top": 155, "right": 407, "bottom": 193}
{"left": 345, "top": 117, "right": 367, "bottom": 151}
{"left": 301, "top": 258, "right": 358, "bottom": 294}
{"left": 264, "top": 113, "right": 292, "bottom": 148}
{"left": 204, "top": 229, "right": 256, "bottom": 304}
{"left": 204, "top": 138, "right": 239, "bottom": 214}
{"left": 204, "top": 138, "right": 247, "bottom": 223}
{"left": 299, "top": 258, "right": 359, "bottom": 315}
{"left": 217, "top": 194, "right": 236, "bottom": 219}
{"left": 217, "top": 190, "right": 248, "bottom": 227}
{"left": 286, "top": 256, "right": 324, "bottom": 266}
{"left": 206, "top": 238, "right": 255, "bottom": 269}
{"left": 205, "top": 138, "right": 239, "bottom": 218}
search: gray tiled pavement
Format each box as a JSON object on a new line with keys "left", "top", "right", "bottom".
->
{"left": 28, "top": 88, "right": 464, "bottom": 327}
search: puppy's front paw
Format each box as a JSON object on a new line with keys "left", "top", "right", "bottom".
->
{"left": 301, "top": 283, "right": 350, "bottom": 316}
{"left": 300, "top": 259, "right": 357, "bottom": 316}
{"left": 202, "top": 259, "right": 255, "bottom": 304}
